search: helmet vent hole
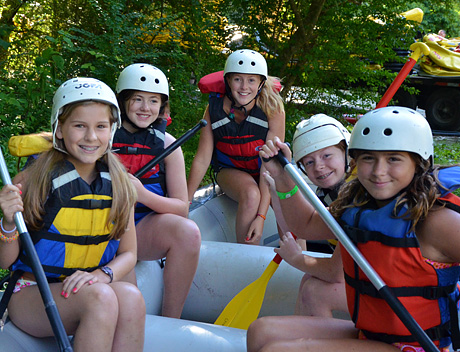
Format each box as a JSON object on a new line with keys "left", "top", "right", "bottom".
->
{"left": 140, "top": 76, "right": 146, "bottom": 82}
{"left": 384, "top": 128, "right": 392, "bottom": 136}
{"left": 363, "top": 127, "right": 370, "bottom": 135}
{"left": 251, "top": 61, "right": 256, "bottom": 66}
{"left": 155, "top": 78, "right": 160, "bottom": 84}
{"left": 238, "top": 60, "right": 244, "bottom": 65}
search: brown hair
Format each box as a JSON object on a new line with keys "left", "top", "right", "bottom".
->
{"left": 329, "top": 151, "right": 440, "bottom": 233}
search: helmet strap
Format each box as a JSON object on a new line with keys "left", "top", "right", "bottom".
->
{"left": 225, "top": 78, "right": 266, "bottom": 118}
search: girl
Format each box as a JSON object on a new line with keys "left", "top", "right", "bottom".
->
{"left": 0, "top": 77, "right": 145, "bottom": 352}
{"left": 264, "top": 114, "right": 350, "bottom": 317}
{"left": 249, "top": 106, "right": 460, "bottom": 351}
{"left": 187, "top": 49, "right": 285, "bottom": 244}
{"left": 113, "top": 63, "right": 201, "bottom": 319}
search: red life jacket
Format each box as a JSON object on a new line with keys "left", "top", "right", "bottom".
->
{"left": 112, "top": 120, "right": 167, "bottom": 222}
{"left": 340, "top": 169, "right": 460, "bottom": 349}
{"left": 208, "top": 93, "right": 268, "bottom": 176}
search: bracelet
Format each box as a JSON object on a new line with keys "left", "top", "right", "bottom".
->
{"left": 0, "top": 231, "right": 19, "bottom": 243}
{"left": 257, "top": 213, "right": 266, "bottom": 220}
{"left": 277, "top": 185, "right": 299, "bottom": 200}
{"left": 1, "top": 218, "right": 17, "bottom": 233}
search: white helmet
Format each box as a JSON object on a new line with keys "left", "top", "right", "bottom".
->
{"left": 292, "top": 114, "right": 350, "bottom": 164}
{"left": 116, "top": 63, "right": 169, "bottom": 97}
{"left": 223, "top": 49, "right": 268, "bottom": 80}
{"left": 51, "top": 77, "right": 121, "bottom": 153}
{"left": 349, "top": 106, "right": 433, "bottom": 163}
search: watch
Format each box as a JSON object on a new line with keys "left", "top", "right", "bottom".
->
{"left": 100, "top": 266, "right": 113, "bottom": 283}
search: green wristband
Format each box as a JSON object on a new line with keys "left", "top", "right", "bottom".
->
{"left": 276, "top": 185, "right": 299, "bottom": 200}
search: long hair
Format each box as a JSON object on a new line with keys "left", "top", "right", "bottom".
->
{"left": 329, "top": 152, "right": 440, "bottom": 233}
{"left": 22, "top": 101, "right": 137, "bottom": 240}
{"left": 257, "top": 76, "right": 285, "bottom": 118}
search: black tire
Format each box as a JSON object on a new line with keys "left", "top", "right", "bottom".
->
{"left": 426, "top": 88, "right": 460, "bottom": 131}
{"left": 390, "top": 88, "right": 417, "bottom": 110}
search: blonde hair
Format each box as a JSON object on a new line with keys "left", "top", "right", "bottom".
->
{"left": 22, "top": 101, "right": 137, "bottom": 240}
{"left": 257, "top": 76, "right": 285, "bottom": 118}
{"left": 329, "top": 152, "right": 440, "bottom": 233}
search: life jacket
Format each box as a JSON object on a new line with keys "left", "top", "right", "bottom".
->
{"left": 339, "top": 166, "right": 460, "bottom": 349}
{"left": 208, "top": 93, "right": 268, "bottom": 176}
{"left": 112, "top": 120, "right": 167, "bottom": 222}
{"left": 12, "top": 160, "right": 119, "bottom": 279}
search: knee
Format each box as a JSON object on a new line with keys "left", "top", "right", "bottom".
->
{"left": 117, "top": 283, "right": 146, "bottom": 323}
{"left": 181, "top": 219, "right": 201, "bottom": 251}
{"left": 247, "top": 317, "right": 276, "bottom": 352}
{"left": 238, "top": 186, "right": 260, "bottom": 210}
{"left": 84, "top": 284, "right": 119, "bottom": 320}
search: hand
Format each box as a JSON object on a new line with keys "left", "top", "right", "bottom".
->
{"left": 245, "top": 216, "right": 264, "bottom": 245}
{"left": 61, "top": 270, "right": 100, "bottom": 298}
{"left": 0, "top": 184, "right": 23, "bottom": 224}
{"left": 259, "top": 137, "right": 292, "bottom": 178}
{"left": 274, "top": 232, "right": 304, "bottom": 268}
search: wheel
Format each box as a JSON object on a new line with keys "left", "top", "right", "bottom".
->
{"left": 425, "top": 88, "right": 460, "bottom": 131}
{"left": 390, "top": 88, "right": 417, "bottom": 110}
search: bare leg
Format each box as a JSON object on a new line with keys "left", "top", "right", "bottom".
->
{"left": 110, "top": 282, "right": 146, "bottom": 352}
{"left": 136, "top": 213, "right": 201, "bottom": 318}
{"left": 9, "top": 283, "right": 118, "bottom": 352}
{"left": 247, "top": 315, "right": 399, "bottom": 352}
{"left": 295, "top": 274, "right": 348, "bottom": 317}
{"left": 217, "top": 169, "right": 261, "bottom": 244}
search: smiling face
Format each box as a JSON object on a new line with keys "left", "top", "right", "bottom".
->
{"left": 356, "top": 150, "right": 416, "bottom": 207}
{"left": 55, "top": 102, "right": 112, "bottom": 172}
{"left": 227, "top": 73, "right": 262, "bottom": 107}
{"left": 300, "top": 145, "right": 346, "bottom": 190}
{"left": 124, "top": 91, "right": 163, "bottom": 131}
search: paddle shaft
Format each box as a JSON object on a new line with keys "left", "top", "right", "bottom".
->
{"left": 376, "top": 42, "right": 430, "bottom": 109}
{"left": 275, "top": 152, "right": 438, "bottom": 352}
{"left": 0, "top": 151, "right": 73, "bottom": 352}
{"left": 134, "top": 119, "right": 207, "bottom": 178}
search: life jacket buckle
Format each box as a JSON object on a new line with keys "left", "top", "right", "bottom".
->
{"left": 89, "top": 199, "right": 104, "bottom": 209}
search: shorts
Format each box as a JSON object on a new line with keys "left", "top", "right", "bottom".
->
{"left": 12, "top": 277, "right": 37, "bottom": 293}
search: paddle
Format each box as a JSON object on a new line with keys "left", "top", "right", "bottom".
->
{"left": 214, "top": 253, "right": 283, "bottom": 330}
{"left": 376, "top": 42, "right": 430, "bottom": 109}
{"left": 272, "top": 151, "right": 438, "bottom": 352}
{"left": 0, "top": 150, "right": 73, "bottom": 352}
{"left": 134, "top": 119, "right": 207, "bottom": 178}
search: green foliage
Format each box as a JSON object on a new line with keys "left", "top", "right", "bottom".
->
{"left": 405, "top": 1, "right": 460, "bottom": 36}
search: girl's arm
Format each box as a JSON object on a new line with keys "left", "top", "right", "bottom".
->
{"left": 262, "top": 171, "right": 289, "bottom": 235}
{"left": 187, "top": 106, "right": 214, "bottom": 202}
{"left": 0, "top": 182, "right": 23, "bottom": 269}
{"left": 245, "top": 109, "right": 285, "bottom": 243}
{"left": 133, "top": 132, "right": 189, "bottom": 218}
{"left": 260, "top": 137, "right": 333, "bottom": 241}
{"left": 418, "top": 205, "right": 460, "bottom": 264}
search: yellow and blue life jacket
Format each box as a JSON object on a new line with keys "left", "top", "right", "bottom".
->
{"left": 12, "top": 160, "right": 119, "bottom": 279}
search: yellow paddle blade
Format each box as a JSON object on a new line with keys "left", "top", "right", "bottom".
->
{"left": 214, "top": 259, "right": 280, "bottom": 330}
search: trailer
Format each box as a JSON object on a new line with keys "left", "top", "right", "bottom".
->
{"left": 391, "top": 35, "right": 460, "bottom": 131}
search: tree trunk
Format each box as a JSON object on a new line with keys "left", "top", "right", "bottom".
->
{"left": 280, "top": 0, "right": 327, "bottom": 98}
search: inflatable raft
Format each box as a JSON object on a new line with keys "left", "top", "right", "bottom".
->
{"left": 0, "top": 184, "right": 330, "bottom": 352}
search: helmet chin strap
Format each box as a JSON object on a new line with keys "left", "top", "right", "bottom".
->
{"left": 225, "top": 79, "right": 266, "bottom": 118}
